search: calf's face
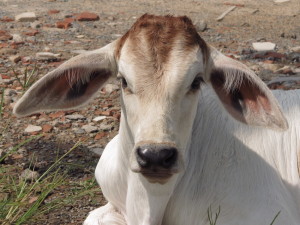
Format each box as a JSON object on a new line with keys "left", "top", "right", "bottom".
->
{"left": 115, "top": 16, "right": 208, "bottom": 181}
{"left": 13, "top": 14, "right": 288, "bottom": 184}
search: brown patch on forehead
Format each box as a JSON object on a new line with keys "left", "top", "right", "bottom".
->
{"left": 115, "top": 14, "right": 209, "bottom": 69}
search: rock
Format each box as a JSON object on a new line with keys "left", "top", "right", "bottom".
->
{"left": 15, "top": 12, "right": 37, "bottom": 22}
{"left": 274, "top": 0, "right": 290, "bottom": 3}
{"left": 30, "top": 21, "right": 41, "bottom": 29}
{"left": 82, "top": 124, "right": 98, "bottom": 133}
{"left": 252, "top": 42, "right": 276, "bottom": 52}
{"left": 48, "top": 10, "right": 60, "bottom": 15}
{"left": 56, "top": 21, "right": 71, "bottom": 29}
{"left": 20, "top": 169, "right": 40, "bottom": 181}
{"left": 93, "top": 116, "right": 106, "bottom": 122}
{"left": 76, "top": 12, "right": 99, "bottom": 21}
{"left": 42, "top": 124, "right": 53, "bottom": 133}
{"left": 94, "top": 132, "right": 106, "bottom": 140}
{"left": 9, "top": 55, "right": 21, "bottom": 63}
{"left": 12, "top": 33, "right": 23, "bottom": 42}
{"left": 0, "top": 16, "right": 14, "bottom": 22}
{"left": 24, "top": 29, "right": 39, "bottom": 36}
{"left": 73, "top": 128, "right": 85, "bottom": 134}
{"left": 25, "top": 125, "right": 42, "bottom": 133}
{"left": 291, "top": 46, "right": 300, "bottom": 53}
{"left": 100, "top": 122, "right": 113, "bottom": 131}
{"left": 0, "top": 30, "right": 13, "bottom": 41}
{"left": 65, "top": 114, "right": 85, "bottom": 120}
{"left": 104, "top": 83, "right": 119, "bottom": 94}
{"left": 90, "top": 147, "right": 104, "bottom": 156}
{"left": 0, "top": 48, "right": 17, "bottom": 55}
{"left": 288, "top": 52, "right": 300, "bottom": 62}
{"left": 260, "top": 63, "right": 281, "bottom": 72}
{"left": 195, "top": 20, "right": 207, "bottom": 32}
{"left": 36, "top": 52, "right": 61, "bottom": 60}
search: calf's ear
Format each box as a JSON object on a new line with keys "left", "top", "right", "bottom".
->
{"left": 13, "top": 41, "right": 118, "bottom": 117}
{"left": 205, "top": 46, "right": 288, "bottom": 131}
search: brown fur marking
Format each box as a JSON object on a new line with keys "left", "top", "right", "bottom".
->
{"left": 115, "top": 14, "right": 209, "bottom": 69}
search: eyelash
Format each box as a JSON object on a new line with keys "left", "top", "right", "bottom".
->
{"left": 191, "top": 76, "right": 204, "bottom": 90}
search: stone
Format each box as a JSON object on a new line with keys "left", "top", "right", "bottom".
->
{"left": 291, "top": 46, "right": 300, "bottom": 53}
{"left": 252, "top": 42, "right": 276, "bottom": 51}
{"left": 30, "top": 21, "right": 41, "bottom": 29}
{"left": 274, "top": 0, "right": 290, "bottom": 3}
{"left": 90, "top": 147, "right": 104, "bottom": 156}
{"left": 82, "top": 124, "right": 98, "bottom": 133}
{"left": 20, "top": 169, "right": 40, "bottom": 181}
{"left": 24, "top": 29, "right": 39, "bottom": 36}
{"left": 76, "top": 12, "right": 99, "bottom": 21}
{"left": 48, "top": 10, "right": 60, "bottom": 15}
{"left": 36, "top": 52, "right": 61, "bottom": 60}
{"left": 104, "top": 83, "right": 119, "bottom": 94}
{"left": 15, "top": 12, "right": 37, "bottom": 22}
{"left": 9, "top": 55, "right": 21, "bottom": 63}
{"left": 65, "top": 114, "right": 85, "bottom": 120}
{"left": 42, "top": 124, "right": 53, "bottom": 133}
{"left": 195, "top": 20, "right": 207, "bottom": 32}
{"left": 0, "top": 48, "right": 16, "bottom": 55}
{"left": 25, "top": 125, "right": 42, "bottom": 133}
{"left": 93, "top": 116, "right": 106, "bottom": 122}
{"left": 73, "top": 128, "right": 85, "bottom": 134}
{"left": 0, "top": 16, "right": 14, "bottom": 22}
{"left": 12, "top": 34, "right": 23, "bottom": 42}
{"left": 0, "top": 30, "right": 13, "bottom": 41}
{"left": 100, "top": 123, "right": 113, "bottom": 131}
{"left": 56, "top": 21, "right": 71, "bottom": 29}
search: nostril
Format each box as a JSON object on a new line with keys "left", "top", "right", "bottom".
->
{"left": 160, "top": 148, "right": 177, "bottom": 169}
{"left": 136, "top": 146, "right": 178, "bottom": 169}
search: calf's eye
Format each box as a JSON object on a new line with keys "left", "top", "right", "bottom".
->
{"left": 121, "top": 77, "right": 128, "bottom": 88}
{"left": 191, "top": 76, "right": 204, "bottom": 90}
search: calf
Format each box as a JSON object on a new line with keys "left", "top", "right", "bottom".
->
{"left": 14, "top": 14, "right": 300, "bottom": 225}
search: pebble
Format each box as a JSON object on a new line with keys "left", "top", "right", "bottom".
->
{"left": 82, "top": 124, "right": 98, "bottom": 133}
{"left": 15, "top": 12, "right": 37, "bottom": 22}
{"left": 30, "top": 21, "right": 41, "bottom": 29}
{"left": 12, "top": 33, "right": 23, "bottom": 42}
{"left": 90, "top": 147, "right": 104, "bottom": 156}
{"left": 73, "top": 128, "right": 85, "bottom": 134}
{"left": 65, "top": 114, "right": 85, "bottom": 120}
{"left": 92, "top": 116, "right": 106, "bottom": 122}
{"left": 252, "top": 42, "right": 276, "bottom": 51}
{"left": 0, "top": 30, "right": 13, "bottom": 41}
{"left": 9, "top": 55, "right": 21, "bottom": 63}
{"left": 76, "top": 12, "right": 99, "bottom": 21}
{"left": 25, "top": 125, "right": 42, "bottom": 133}
{"left": 36, "top": 52, "right": 61, "bottom": 60}
{"left": 274, "top": 0, "right": 290, "bottom": 3}
{"left": 195, "top": 20, "right": 207, "bottom": 32}
{"left": 291, "top": 46, "right": 300, "bottom": 53}
{"left": 20, "top": 168, "right": 40, "bottom": 181}
{"left": 100, "top": 123, "right": 113, "bottom": 131}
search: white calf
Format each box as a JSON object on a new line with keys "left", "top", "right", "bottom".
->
{"left": 14, "top": 14, "right": 300, "bottom": 225}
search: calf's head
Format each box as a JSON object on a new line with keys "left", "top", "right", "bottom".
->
{"left": 14, "top": 14, "right": 287, "bottom": 183}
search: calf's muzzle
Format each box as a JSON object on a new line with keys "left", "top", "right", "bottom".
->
{"left": 136, "top": 144, "right": 178, "bottom": 170}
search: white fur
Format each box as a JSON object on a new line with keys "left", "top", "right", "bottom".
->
{"left": 84, "top": 86, "right": 300, "bottom": 225}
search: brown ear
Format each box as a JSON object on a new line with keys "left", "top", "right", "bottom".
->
{"left": 13, "top": 41, "right": 118, "bottom": 117}
{"left": 206, "top": 46, "right": 288, "bottom": 131}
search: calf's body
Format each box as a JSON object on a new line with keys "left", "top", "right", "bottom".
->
{"left": 13, "top": 14, "right": 300, "bottom": 225}
{"left": 90, "top": 87, "right": 300, "bottom": 225}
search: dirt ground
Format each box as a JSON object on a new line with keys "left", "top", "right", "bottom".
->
{"left": 0, "top": 0, "right": 299, "bottom": 224}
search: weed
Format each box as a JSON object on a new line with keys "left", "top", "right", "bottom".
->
{"left": 0, "top": 137, "right": 98, "bottom": 225}
{"left": 0, "top": 87, "right": 4, "bottom": 119}
{"left": 12, "top": 65, "right": 39, "bottom": 92}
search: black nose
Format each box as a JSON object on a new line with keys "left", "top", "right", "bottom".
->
{"left": 136, "top": 145, "right": 178, "bottom": 169}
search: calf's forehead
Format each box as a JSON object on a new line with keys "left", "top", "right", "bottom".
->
{"left": 115, "top": 14, "right": 208, "bottom": 86}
